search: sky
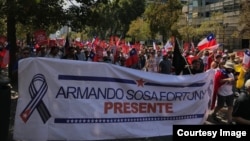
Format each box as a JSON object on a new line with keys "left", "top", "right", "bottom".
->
{"left": 50, "top": 0, "right": 80, "bottom": 38}
{"left": 63, "top": 0, "right": 80, "bottom": 9}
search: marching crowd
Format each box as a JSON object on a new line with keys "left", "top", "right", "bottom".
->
{"left": 1, "top": 42, "right": 250, "bottom": 125}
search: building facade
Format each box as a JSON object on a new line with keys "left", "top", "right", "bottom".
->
{"left": 182, "top": 0, "right": 249, "bottom": 51}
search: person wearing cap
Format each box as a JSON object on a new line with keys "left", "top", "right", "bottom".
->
{"left": 210, "top": 61, "right": 235, "bottom": 124}
{"left": 227, "top": 53, "right": 237, "bottom": 64}
{"left": 232, "top": 79, "right": 250, "bottom": 124}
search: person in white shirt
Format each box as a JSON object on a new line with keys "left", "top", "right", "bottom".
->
{"left": 211, "top": 61, "right": 235, "bottom": 124}
{"left": 145, "top": 52, "right": 158, "bottom": 72}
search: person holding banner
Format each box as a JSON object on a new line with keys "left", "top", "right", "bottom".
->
{"left": 158, "top": 54, "right": 172, "bottom": 74}
{"left": 75, "top": 46, "right": 86, "bottom": 61}
{"left": 62, "top": 47, "right": 79, "bottom": 60}
{"left": 45, "top": 46, "right": 61, "bottom": 59}
{"left": 182, "top": 59, "right": 203, "bottom": 75}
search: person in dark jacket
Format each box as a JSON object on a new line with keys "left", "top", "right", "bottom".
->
{"left": 232, "top": 79, "right": 250, "bottom": 125}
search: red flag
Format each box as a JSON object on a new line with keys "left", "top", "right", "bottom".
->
{"left": 242, "top": 49, "right": 250, "bottom": 68}
{"left": 56, "top": 38, "right": 65, "bottom": 47}
{"left": 183, "top": 42, "right": 189, "bottom": 51}
{"left": 48, "top": 39, "right": 57, "bottom": 47}
{"left": 186, "top": 55, "right": 199, "bottom": 65}
{"left": 94, "top": 46, "right": 104, "bottom": 62}
{"left": 0, "top": 48, "right": 9, "bottom": 68}
{"left": 92, "top": 37, "right": 100, "bottom": 46}
{"left": 109, "top": 36, "right": 116, "bottom": 46}
{"left": 125, "top": 48, "right": 139, "bottom": 67}
{"left": 211, "top": 70, "right": 227, "bottom": 110}
{"left": 74, "top": 41, "right": 84, "bottom": 48}
{"left": 34, "top": 30, "right": 48, "bottom": 46}
{"left": 121, "top": 44, "right": 129, "bottom": 54}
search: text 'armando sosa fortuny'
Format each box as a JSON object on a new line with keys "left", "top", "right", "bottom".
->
{"left": 55, "top": 87, "right": 207, "bottom": 114}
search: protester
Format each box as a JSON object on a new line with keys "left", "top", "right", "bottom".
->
{"left": 36, "top": 46, "right": 47, "bottom": 57}
{"left": 210, "top": 54, "right": 222, "bottom": 70}
{"left": 62, "top": 47, "right": 79, "bottom": 60}
{"left": 182, "top": 59, "right": 203, "bottom": 75}
{"left": 145, "top": 51, "right": 158, "bottom": 72}
{"left": 75, "top": 46, "right": 86, "bottom": 61}
{"left": 201, "top": 50, "right": 209, "bottom": 70}
{"left": 87, "top": 49, "right": 95, "bottom": 61}
{"left": 232, "top": 79, "right": 250, "bottom": 125}
{"left": 45, "top": 46, "right": 61, "bottom": 59}
{"left": 158, "top": 54, "right": 172, "bottom": 74}
{"left": 155, "top": 50, "right": 162, "bottom": 67}
{"left": 211, "top": 61, "right": 235, "bottom": 124}
{"left": 103, "top": 50, "right": 114, "bottom": 64}
{"left": 138, "top": 51, "right": 146, "bottom": 70}
{"left": 227, "top": 53, "right": 237, "bottom": 64}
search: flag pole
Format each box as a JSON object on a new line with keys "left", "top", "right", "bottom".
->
{"left": 176, "top": 38, "right": 192, "bottom": 74}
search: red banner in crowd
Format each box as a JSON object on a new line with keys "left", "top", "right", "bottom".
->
{"left": 95, "top": 45, "right": 104, "bottom": 62}
{"left": 49, "top": 39, "right": 57, "bottom": 47}
{"left": 34, "top": 30, "right": 48, "bottom": 46}
{"left": 56, "top": 38, "right": 65, "bottom": 47}
{"left": 234, "top": 50, "right": 245, "bottom": 59}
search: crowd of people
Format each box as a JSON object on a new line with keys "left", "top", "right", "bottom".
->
{"left": 1, "top": 41, "right": 250, "bottom": 125}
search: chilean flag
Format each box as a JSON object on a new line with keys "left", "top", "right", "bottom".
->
{"left": 125, "top": 48, "right": 139, "bottom": 67}
{"left": 197, "top": 33, "right": 217, "bottom": 51}
{"left": 242, "top": 49, "right": 250, "bottom": 68}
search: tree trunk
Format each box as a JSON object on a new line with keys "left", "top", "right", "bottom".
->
{"left": 7, "top": 0, "right": 17, "bottom": 82}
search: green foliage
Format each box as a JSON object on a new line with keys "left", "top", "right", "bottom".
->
{"left": 144, "top": 0, "right": 182, "bottom": 41}
{"left": 86, "top": 0, "right": 146, "bottom": 39}
{"left": 0, "top": 18, "right": 7, "bottom": 35}
{"left": 233, "top": 1, "right": 250, "bottom": 38}
{"left": 127, "top": 17, "right": 151, "bottom": 41}
{"left": 15, "top": 0, "right": 67, "bottom": 31}
{"left": 175, "top": 24, "right": 196, "bottom": 41}
{"left": 196, "top": 12, "right": 223, "bottom": 37}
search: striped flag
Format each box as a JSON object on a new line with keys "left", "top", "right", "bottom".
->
{"left": 242, "top": 49, "right": 250, "bottom": 68}
{"left": 153, "top": 42, "right": 156, "bottom": 50}
{"left": 164, "top": 40, "right": 173, "bottom": 51}
{"left": 197, "top": 33, "right": 217, "bottom": 51}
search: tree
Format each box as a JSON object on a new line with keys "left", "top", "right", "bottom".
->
{"left": 85, "top": 0, "right": 145, "bottom": 39}
{"left": 144, "top": 0, "right": 182, "bottom": 42}
{"left": 4, "top": 0, "right": 107, "bottom": 80}
{"left": 0, "top": 0, "right": 6, "bottom": 35}
{"left": 233, "top": 0, "right": 250, "bottom": 38}
{"left": 5, "top": 0, "right": 69, "bottom": 81}
{"left": 195, "top": 12, "right": 223, "bottom": 37}
{"left": 127, "top": 17, "right": 151, "bottom": 41}
{"left": 175, "top": 24, "right": 196, "bottom": 42}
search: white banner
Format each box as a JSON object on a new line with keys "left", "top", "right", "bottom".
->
{"left": 14, "top": 58, "right": 215, "bottom": 141}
